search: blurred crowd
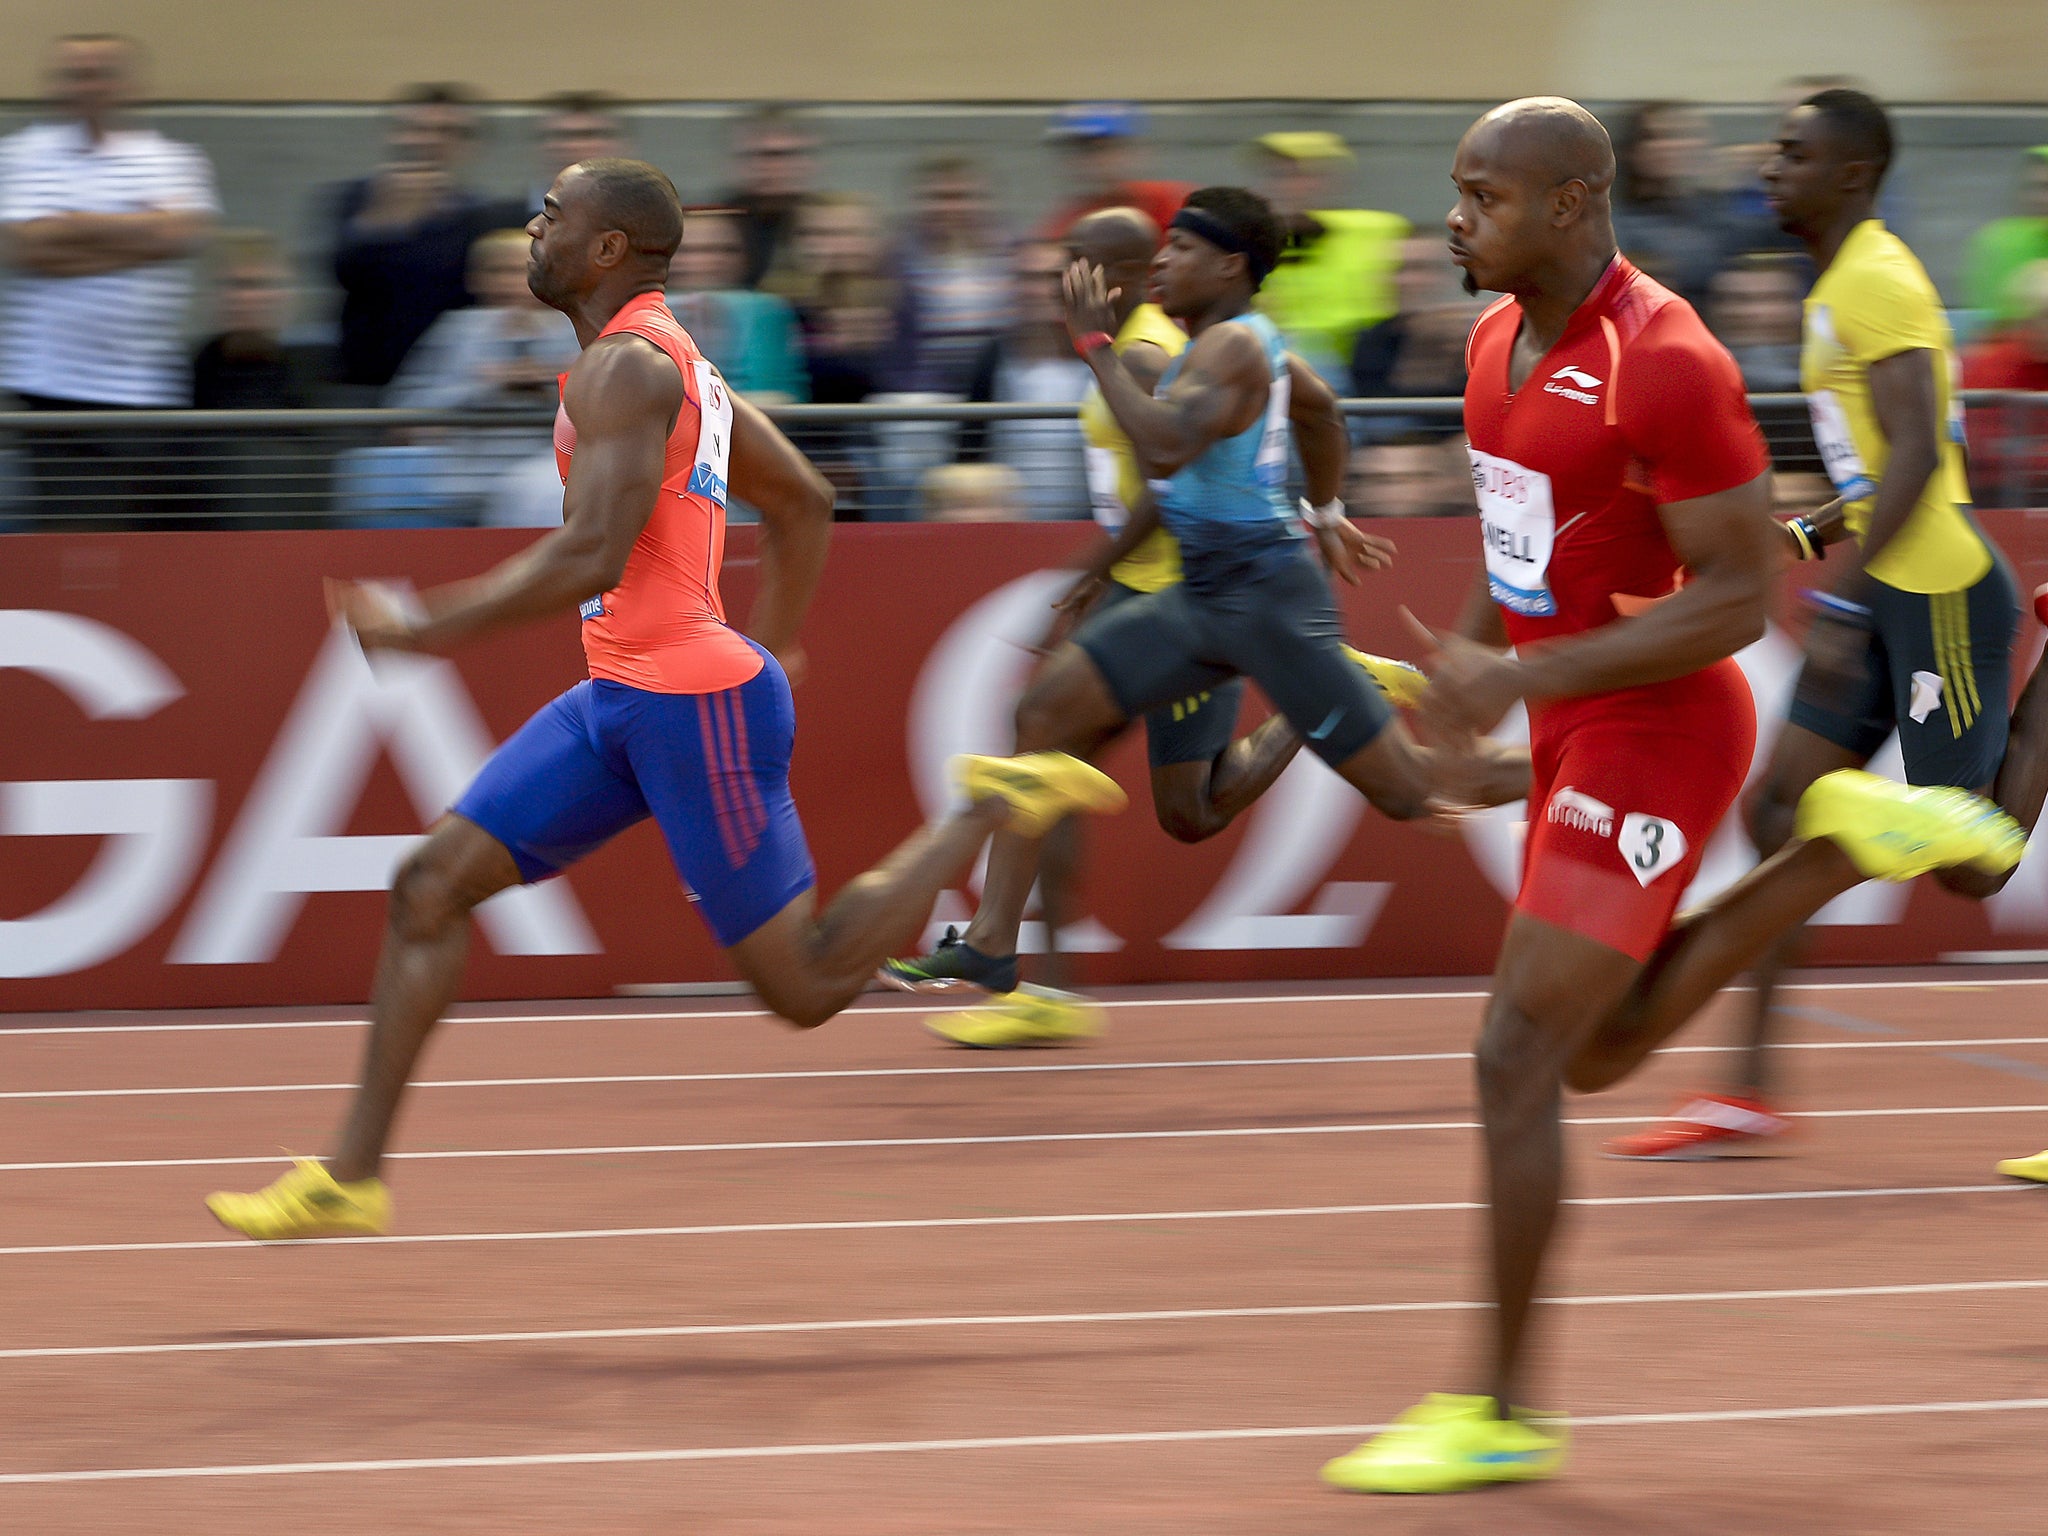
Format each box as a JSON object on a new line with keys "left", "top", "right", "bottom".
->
{"left": 4, "top": 35, "right": 2048, "bottom": 527}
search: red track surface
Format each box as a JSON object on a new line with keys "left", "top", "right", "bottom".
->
{"left": 3, "top": 973, "right": 2047, "bottom": 1533}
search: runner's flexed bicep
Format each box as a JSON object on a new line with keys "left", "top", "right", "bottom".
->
{"left": 555, "top": 335, "right": 684, "bottom": 583}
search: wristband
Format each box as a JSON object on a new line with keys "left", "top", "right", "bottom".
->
{"left": 1298, "top": 496, "right": 1347, "bottom": 529}
{"left": 1073, "top": 330, "right": 1114, "bottom": 358}
{"left": 1805, "top": 589, "right": 1872, "bottom": 625}
{"left": 1784, "top": 517, "right": 1818, "bottom": 562}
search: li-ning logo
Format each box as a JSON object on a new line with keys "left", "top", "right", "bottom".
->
{"left": 1548, "top": 786, "right": 1615, "bottom": 836}
{"left": 1543, "top": 365, "right": 1603, "bottom": 405}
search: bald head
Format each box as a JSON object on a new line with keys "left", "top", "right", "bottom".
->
{"left": 1066, "top": 205, "right": 1159, "bottom": 269}
{"left": 1447, "top": 97, "right": 1620, "bottom": 302}
{"left": 1467, "top": 97, "right": 1615, "bottom": 198}
{"left": 569, "top": 157, "right": 684, "bottom": 262}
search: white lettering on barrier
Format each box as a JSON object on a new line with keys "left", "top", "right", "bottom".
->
{"left": 0, "top": 611, "right": 212, "bottom": 978}
{"left": 172, "top": 625, "right": 597, "bottom": 965}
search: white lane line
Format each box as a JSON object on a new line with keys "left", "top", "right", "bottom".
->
{"left": 7, "top": 975, "right": 2043, "bottom": 1036}
{"left": 0, "top": 1184, "right": 2020, "bottom": 1259}
{"left": 0, "top": 991, "right": 1485, "bottom": 1037}
{"left": 9, "top": 1276, "right": 2045, "bottom": 1363}
{"left": 6, "top": 1102, "right": 2047, "bottom": 1174}
{"left": 4, "top": 1397, "right": 2046, "bottom": 1483}
{"left": 11, "top": 1035, "right": 2048, "bottom": 1103}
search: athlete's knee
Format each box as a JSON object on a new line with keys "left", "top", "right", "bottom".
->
{"left": 1013, "top": 650, "right": 1122, "bottom": 754}
{"left": 1936, "top": 862, "right": 2013, "bottom": 901}
{"left": 1155, "top": 808, "right": 1215, "bottom": 843}
{"left": 750, "top": 968, "right": 839, "bottom": 1031}
{"left": 1012, "top": 679, "right": 1081, "bottom": 753}
{"left": 767, "top": 993, "right": 836, "bottom": 1031}
{"left": 1473, "top": 1002, "right": 1563, "bottom": 1108}
{"left": 387, "top": 850, "right": 474, "bottom": 941}
{"left": 1153, "top": 788, "right": 1221, "bottom": 844}
{"left": 1564, "top": 1040, "right": 1629, "bottom": 1095}
{"left": 1744, "top": 779, "right": 1799, "bottom": 856}
{"left": 1361, "top": 758, "right": 1431, "bottom": 823}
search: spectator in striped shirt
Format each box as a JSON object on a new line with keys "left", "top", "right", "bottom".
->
{"left": 0, "top": 33, "right": 219, "bottom": 523}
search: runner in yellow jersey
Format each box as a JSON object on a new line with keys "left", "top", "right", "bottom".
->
{"left": 911, "top": 206, "right": 1422, "bottom": 1045}
{"left": 1605, "top": 88, "right": 2048, "bottom": 1165}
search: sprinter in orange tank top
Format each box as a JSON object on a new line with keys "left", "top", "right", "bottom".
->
{"left": 206, "top": 160, "right": 1126, "bottom": 1241}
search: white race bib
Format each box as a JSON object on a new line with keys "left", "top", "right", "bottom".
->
{"left": 687, "top": 360, "right": 734, "bottom": 508}
{"left": 1253, "top": 364, "right": 1292, "bottom": 489}
{"left": 1084, "top": 446, "right": 1125, "bottom": 531}
{"left": 1806, "top": 388, "right": 1875, "bottom": 502}
{"left": 1469, "top": 447, "right": 1558, "bottom": 617}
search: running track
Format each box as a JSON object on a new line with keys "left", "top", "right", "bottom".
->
{"left": 3, "top": 972, "right": 2046, "bottom": 1534}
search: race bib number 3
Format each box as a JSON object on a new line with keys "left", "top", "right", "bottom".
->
{"left": 1618, "top": 812, "right": 1688, "bottom": 888}
{"left": 1469, "top": 447, "right": 1558, "bottom": 617}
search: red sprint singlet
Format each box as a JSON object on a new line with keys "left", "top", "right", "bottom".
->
{"left": 556, "top": 290, "right": 763, "bottom": 695}
{"left": 1462, "top": 256, "right": 1771, "bottom": 960}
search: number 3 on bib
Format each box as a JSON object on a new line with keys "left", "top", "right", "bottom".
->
{"left": 1618, "top": 812, "right": 1687, "bottom": 888}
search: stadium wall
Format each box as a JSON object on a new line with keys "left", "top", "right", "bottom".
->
{"left": 4, "top": 516, "right": 2045, "bottom": 1012}
{"left": 6, "top": 0, "right": 2048, "bottom": 104}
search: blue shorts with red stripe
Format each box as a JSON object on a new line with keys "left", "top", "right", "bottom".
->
{"left": 453, "top": 647, "right": 816, "bottom": 948}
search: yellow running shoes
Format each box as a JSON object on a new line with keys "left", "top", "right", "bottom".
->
{"left": 1995, "top": 1150, "right": 2048, "bottom": 1182}
{"left": 1344, "top": 646, "right": 1429, "bottom": 709}
{"left": 1321, "top": 1393, "right": 1567, "bottom": 1494}
{"left": 926, "top": 987, "right": 1105, "bottom": 1048}
{"left": 206, "top": 1158, "right": 391, "bottom": 1240}
{"left": 953, "top": 751, "right": 1128, "bottom": 837}
{"left": 1794, "top": 769, "right": 2025, "bottom": 882}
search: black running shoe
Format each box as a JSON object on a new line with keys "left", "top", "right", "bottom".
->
{"left": 878, "top": 926, "right": 1020, "bottom": 995}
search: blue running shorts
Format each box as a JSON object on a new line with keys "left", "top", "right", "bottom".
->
{"left": 454, "top": 645, "right": 817, "bottom": 947}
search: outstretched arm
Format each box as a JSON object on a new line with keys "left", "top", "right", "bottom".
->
{"left": 728, "top": 393, "right": 834, "bottom": 680}
{"left": 331, "top": 333, "right": 679, "bottom": 652}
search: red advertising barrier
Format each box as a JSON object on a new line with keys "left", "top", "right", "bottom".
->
{"left": 4, "top": 515, "right": 2046, "bottom": 1012}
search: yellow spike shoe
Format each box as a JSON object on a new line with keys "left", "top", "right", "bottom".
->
{"left": 1343, "top": 646, "right": 1428, "bottom": 709}
{"left": 1795, "top": 769, "right": 2025, "bottom": 882}
{"left": 206, "top": 1158, "right": 392, "bottom": 1240}
{"left": 953, "top": 752, "right": 1127, "bottom": 838}
{"left": 1995, "top": 1150, "right": 2048, "bottom": 1183}
{"left": 1321, "top": 1393, "right": 1567, "bottom": 1494}
{"left": 927, "top": 987, "right": 1105, "bottom": 1049}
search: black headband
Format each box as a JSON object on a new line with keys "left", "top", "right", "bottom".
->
{"left": 1169, "top": 206, "right": 1273, "bottom": 283}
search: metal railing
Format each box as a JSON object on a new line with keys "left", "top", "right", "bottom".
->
{"left": 1, "top": 392, "right": 2045, "bottom": 530}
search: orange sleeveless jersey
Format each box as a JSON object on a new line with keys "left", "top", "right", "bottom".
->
{"left": 556, "top": 291, "right": 764, "bottom": 694}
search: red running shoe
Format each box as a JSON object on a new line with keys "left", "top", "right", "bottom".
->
{"left": 2033, "top": 581, "right": 2048, "bottom": 628}
{"left": 1601, "top": 1092, "right": 1795, "bottom": 1160}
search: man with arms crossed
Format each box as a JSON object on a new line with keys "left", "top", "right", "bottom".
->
{"left": 1319, "top": 99, "right": 2021, "bottom": 1495}
{"left": 207, "top": 161, "right": 1123, "bottom": 1240}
